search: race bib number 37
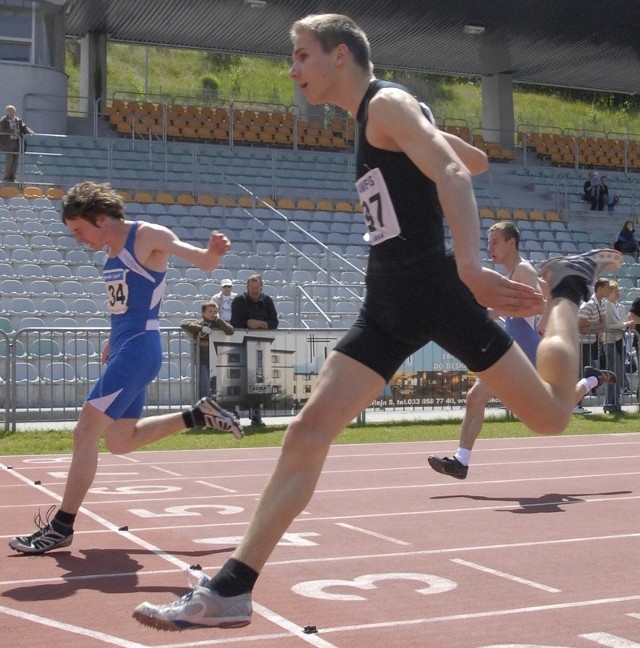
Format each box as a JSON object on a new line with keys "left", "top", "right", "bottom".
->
{"left": 355, "top": 167, "right": 401, "bottom": 245}
{"left": 104, "top": 268, "right": 129, "bottom": 314}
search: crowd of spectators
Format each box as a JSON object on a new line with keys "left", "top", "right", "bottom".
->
{"left": 181, "top": 273, "right": 279, "bottom": 426}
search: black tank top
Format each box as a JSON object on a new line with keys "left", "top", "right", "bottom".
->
{"left": 356, "top": 79, "right": 445, "bottom": 265}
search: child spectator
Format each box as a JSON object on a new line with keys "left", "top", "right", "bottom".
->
{"left": 181, "top": 301, "right": 234, "bottom": 398}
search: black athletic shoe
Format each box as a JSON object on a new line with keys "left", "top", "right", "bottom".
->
{"left": 9, "top": 506, "right": 73, "bottom": 554}
{"left": 603, "top": 405, "right": 622, "bottom": 413}
{"left": 428, "top": 455, "right": 468, "bottom": 480}
{"left": 191, "top": 397, "right": 244, "bottom": 439}
{"left": 584, "top": 366, "right": 617, "bottom": 386}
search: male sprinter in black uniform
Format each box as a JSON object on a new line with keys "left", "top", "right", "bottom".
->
{"left": 133, "top": 14, "right": 621, "bottom": 630}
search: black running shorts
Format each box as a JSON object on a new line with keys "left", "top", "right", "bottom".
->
{"left": 334, "top": 250, "right": 513, "bottom": 382}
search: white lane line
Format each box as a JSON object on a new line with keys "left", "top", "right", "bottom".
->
{"left": 156, "top": 630, "right": 304, "bottom": 646}
{"left": 450, "top": 558, "right": 561, "bottom": 592}
{"left": 195, "top": 480, "right": 237, "bottom": 493}
{"left": 262, "top": 529, "right": 640, "bottom": 569}
{"left": 0, "top": 604, "right": 147, "bottom": 648}
{"left": 2, "top": 477, "right": 636, "bottom": 511}
{"left": 335, "top": 522, "right": 411, "bottom": 546}
{"left": 581, "top": 633, "right": 640, "bottom": 647}
{"left": 116, "top": 454, "right": 140, "bottom": 463}
{"left": 1, "top": 463, "right": 330, "bottom": 646}
{"left": 150, "top": 466, "right": 183, "bottom": 477}
{"left": 314, "top": 594, "right": 640, "bottom": 635}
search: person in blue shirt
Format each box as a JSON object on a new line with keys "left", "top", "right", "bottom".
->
{"left": 9, "top": 181, "right": 243, "bottom": 555}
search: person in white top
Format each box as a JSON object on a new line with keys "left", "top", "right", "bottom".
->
{"left": 603, "top": 281, "right": 631, "bottom": 412}
{"left": 212, "top": 278, "right": 236, "bottom": 322}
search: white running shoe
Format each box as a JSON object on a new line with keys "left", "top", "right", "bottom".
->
{"left": 191, "top": 397, "right": 244, "bottom": 439}
{"left": 185, "top": 565, "right": 210, "bottom": 589}
{"left": 9, "top": 506, "right": 74, "bottom": 554}
{"left": 541, "top": 248, "right": 622, "bottom": 299}
{"left": 133, "top": 587, "right": 252, "bottom": 631}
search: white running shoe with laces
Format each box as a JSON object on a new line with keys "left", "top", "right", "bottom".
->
{"left": 192, "top": 396, "right": 244, "bottom": 439}
{"left": 541, "top": 248, "right": 622, "bottom": 298}
{"left": 133, "top": 587, "right": 252, "bottom": 631}
{"left": 9, "top": 506, "right": 73, "bottom": 554}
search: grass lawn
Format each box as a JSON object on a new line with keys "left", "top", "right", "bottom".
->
{"left": 1, "top": 411, "right": 638, "bottom": 456}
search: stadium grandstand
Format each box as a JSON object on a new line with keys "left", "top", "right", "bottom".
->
{"left": 0, "top": 0, "right": 639, "bottom": 425}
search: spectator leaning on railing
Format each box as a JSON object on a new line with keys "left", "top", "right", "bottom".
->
{"left": 0, "top": 105, "right": 33, "bottom": 182}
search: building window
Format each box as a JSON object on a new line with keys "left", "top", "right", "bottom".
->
{"left": 0, "top": 1, "right": 65, "bottom": 69}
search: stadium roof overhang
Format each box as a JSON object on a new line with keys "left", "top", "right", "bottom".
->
{"left": 63, "top": 0, "right": 639, "bottom": 96}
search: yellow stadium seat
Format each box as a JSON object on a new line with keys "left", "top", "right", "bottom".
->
{"left": 134, "top": 191, "right": 154, "bottom": 204}
{"left": 156, "top": 192, "right": 174, "bottom": 205}
{"left": 316, "top": 199, "right": 334, "bottom": 211}
{"left": 176, "top": 193, "right": 196, "bottom": 206}
{"left": 23, "top": 186, "right": 44, "bottom": 198}
{"left": 46, "top": 187, "right": 65, "bottom": 200}
{"left": 197, "top": 194, "right": 217, "bottom": 207}
{"left": 217, "top": 196, "right": 237, "bottom": 208}
{"left": 0, "top": 185, "right": 21, "bottom": 199}
{"left": 238, "top": 196, "right": 255, "bottom": 208}
{"left": 276, "top": 198, "right": 296, "bottom": 210}
{"left": 296, "top": 198, "right": 316, "bottom": 210}
{"left": 335, "top": 200, "right": 354, "bottom": 212}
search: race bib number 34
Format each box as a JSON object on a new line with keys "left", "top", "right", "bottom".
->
{"left": 104, "top": 268, "right": 129, "bottom": 314}
{"left": 355, "top": 167, "right": 401, "bottom": 245}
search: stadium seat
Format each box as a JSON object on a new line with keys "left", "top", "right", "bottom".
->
{"left": 41, "top": 361, "right": 76, "bottom": 382}
{"left": 10, "top": 297, "right": 38, "bottom": 316}
{"left": 0, "top": 279, "right": 26, "bottom": 295}
{"left": 14, "top": 362, "right": 38, "bottom": 383}
{"left": 72, "top": 298, "right": 101, "bottom": 315}
{"left": 0, "top": 316, "right": 14, "bottom": 333}
{"left": 28, "top": 338, "right": 62, "bottom": 358}
{"left": 41, "top": 297, "right": 70, "bottom": 315}
{"left": 65, "top": 338, "right": 98, "bottom": 358}
{"left": 78, "top": 361, "right": 102, "bottom": 381}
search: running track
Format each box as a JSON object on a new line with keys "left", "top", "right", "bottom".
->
{"left": 2, "top": 433, "right": 640, "bottom": 647}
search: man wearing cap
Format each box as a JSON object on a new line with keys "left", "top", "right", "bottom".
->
{"left": 212, "top": 279, "right": 236, "bottom": 322}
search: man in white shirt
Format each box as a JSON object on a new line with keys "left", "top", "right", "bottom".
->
{"left": 576, "top": 277, "right": 610, "bottom": 413}
{"left": 212, "top": 278, "right": 236, "bottom": 322}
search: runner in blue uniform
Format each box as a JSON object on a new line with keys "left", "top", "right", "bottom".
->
{"left": 9, "top": 182, "right": 243, "bottom": 555}
{"left": 133, "top": 15, "right": 621, "bottom": 630}
{"left": 429, "top": 221, "right": 615, "bottom": 479}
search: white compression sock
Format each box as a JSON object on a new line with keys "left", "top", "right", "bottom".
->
{"left": 454, "top": 447, "right": 471, "bottom": 466}
{"left": 579, "top": 377, "right": 598, "bottom": 393}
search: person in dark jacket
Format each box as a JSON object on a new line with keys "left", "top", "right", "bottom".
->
{"left": 230, "top": 274, "right": 279, "bottom": 330}
{"left": 613, "top": 220, "right": 639, "bottom": 262}
{"left": 0, "top": 105, "right": 33, "bottom": 182}
{"left": 181, "top": 301, "right": 234, "bottom": 398}
{"left": 230, "top": 274, "right": 278, "bottom": 426}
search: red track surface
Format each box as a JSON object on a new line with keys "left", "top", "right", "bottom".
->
{"left": 2, "top": 433, "right": 640, "bottom": 647}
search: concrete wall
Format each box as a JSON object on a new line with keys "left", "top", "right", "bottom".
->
{"left": 0, "top": 61, "right": 68, "bottom": 134}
